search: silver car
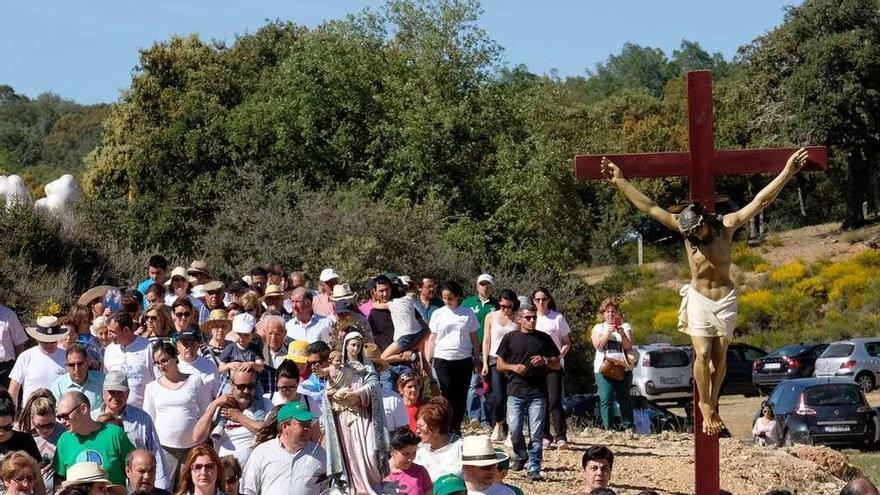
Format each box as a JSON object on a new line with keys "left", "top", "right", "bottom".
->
{"left": 813, "top": 338, "right": 880, "bottom": 392}
{"left": 630, "top": 344, "right": 693, "bottom": 403}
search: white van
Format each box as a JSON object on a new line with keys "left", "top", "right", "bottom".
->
{"left": 630, "top": 344, "right": 693, "bottom": 403}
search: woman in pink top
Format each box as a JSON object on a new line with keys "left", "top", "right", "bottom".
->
{"left": 384, "top": 427, "right": 433, "bottom": 495}
{"left": 481, "top": 290, "right": 519, "bottom": 442}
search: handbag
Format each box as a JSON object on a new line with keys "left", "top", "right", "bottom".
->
{"left": 599, "top": 357, "right": 626, "bottom": 381}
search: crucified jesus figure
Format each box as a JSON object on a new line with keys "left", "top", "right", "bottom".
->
{"left": 600, "top": 147, "right": 809, "bottom": 435}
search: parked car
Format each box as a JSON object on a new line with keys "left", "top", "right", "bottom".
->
{"left": 676, "top": 343, "right": 766, "bottom": 396}
{"left": 813, "top": 338, "right": 880, "bottom": 392}
{"left": 630, "top": 344, "right": 693, "bottom": 404}
{"left": 752, "top": 343, "right": 829, "bottom": 394}
{"left": 761, "top": 377, "right": 877, "bottom": 448}
{"left": 562, "top": 393, "right": 689, "bottom": 433}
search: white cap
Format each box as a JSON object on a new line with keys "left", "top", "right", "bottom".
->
{"left": 477, "top": 273, "right": 494, "bottom": 285}
{"left": 231, "top": 313, "right": 256, "bottom": 334}
{"left": 319, "top": 268, "right": 340, "bottom": 283}
{"left": 190, "top": 284, "right": 206, "bottom": 299}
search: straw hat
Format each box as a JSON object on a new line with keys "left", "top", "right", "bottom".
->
{"left": 460, "top": 435, "right": 508, "bottom": 466}
{"left": 202, "top": 280, "right": 224, "bottom": 293}
{"left": 319, "top": 268, "right": 340, "bottom": 283}
{"left": 262, "top": 284, "right": 284, "bottom": 301}
{"left": 363, "top": 342, "right": 389, "bottom": 372}
{"left": 187, "top": 260, "right": 212, "bottom": 278}
{"left": 199, "top": 309, "right": 231, "bottom": 334}
{"left": 285, "top": 340, "right": 309, "bottom": 364}
{"left": 164, "top": 266, "right": 189, "bottom": 286}
{"left": 60, "top": 462, "right": 112, "bottom": 488}
{"left": 26, "top": 316, "right": 67, "bottom": 343}
{"left": 329, "top": 283, "right": 355, "bottom": 302}
{"left": 77, "top": 285, "right": 114, "bottom": 306}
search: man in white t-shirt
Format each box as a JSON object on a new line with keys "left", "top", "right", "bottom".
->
{"left": 103, "top": 312, "right": 156, "bottom": 408}
{"left": 284, "top": 288, "right": 333, "bottom": 343}
{"left": 9, "top": 316, "right": 67, "bottom": 408}
{"left": 193, "top": 369, "right": 271, "bottom": 466}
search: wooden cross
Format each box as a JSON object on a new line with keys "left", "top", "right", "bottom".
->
{"left": 574, "top": 70, "right": 827, "bottom": 495}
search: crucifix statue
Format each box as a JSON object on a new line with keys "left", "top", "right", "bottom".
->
{"left": 575, "top": 70, "right": 826, "bottom": 494}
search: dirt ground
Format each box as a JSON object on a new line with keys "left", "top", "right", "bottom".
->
{"left": 492, "top": 392, "right": 880, "bottom": 495}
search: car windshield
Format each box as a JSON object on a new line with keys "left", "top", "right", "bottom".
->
{"left": 649, "top": 350, "right": 689, "bottom": 368}
{"left": 822, "top": 343, "right": 854, "bottom": 358}
{"left": 766, "top": 344, "right": 811, "bottom": 358}
{"left": 804, "top": 385, "right": 863, "bottom": 406}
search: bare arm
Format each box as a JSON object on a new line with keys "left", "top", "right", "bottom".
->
{"left": 601, "top": 157, "right": 678, "bottom": 230}
{"left": 8, "top": 380, "right": 20, "bottom": 409}
{"left": 726, "top": 148, "right": 808, "bottom": 230}
{"left": 496, "top": 356, "right": 526, "bottom": 376}
{"left": 424, "top": 332, "right": 436, "bottom": 363}
{"left": 482, "top": 314, "right": 493, "bottom": 374}
{"left": 559, "top": 334, "right": 571, "bottom": 358}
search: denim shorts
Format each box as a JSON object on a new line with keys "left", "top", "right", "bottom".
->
{"left": 395, "top": 327, "right": 427, "bottom": 351}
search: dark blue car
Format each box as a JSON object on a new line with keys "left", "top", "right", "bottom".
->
{"left": 762, "top": 378, "right": 877, "bottom": 448}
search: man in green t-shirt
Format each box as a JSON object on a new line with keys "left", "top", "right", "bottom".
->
{"left": 53, "top": 391, "right": 135, "bottom": 486}
{"left": 461, "top": 273, "right": 499, "bottom": 428}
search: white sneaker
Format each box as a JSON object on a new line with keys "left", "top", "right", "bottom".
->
{"left": 504, "top": 435, "right": 513, "bottom": 448}
{"left": 490, "top": 424, "right": 504, "bottom": 442}
{"left": 541, "top": 438, "right": 551, "bottom": 449}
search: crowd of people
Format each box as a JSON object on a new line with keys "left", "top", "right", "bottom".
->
{"left": 0, "top": 255, "right": 592, "bottom": 494}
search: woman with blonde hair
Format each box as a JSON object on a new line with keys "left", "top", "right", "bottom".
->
{"left": 175, "top": 445, "right": 225, "bottom": 495}
{"left": 142, "top": 303, "right": 175, "bottom": 341}
{"left": 0, "top": 450, "right": 41, "bottom": 495}
{"left": 16, "top": 389, "right": 62, "bottom": 493}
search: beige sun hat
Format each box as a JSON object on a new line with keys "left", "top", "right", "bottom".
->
{"left": 199, "top": 309, "right": 231, "bottom": 334}
{"left": 77, "top": 285, "right": 114, "bottom": 306}
{"left": 60, "top": 462, "right": 113, "bottom": 488}
{"left": 26, "top": 316, "right": 68, "bottom": 343}
{"left": 187, "top": 260, "right": 212, "bottom": 278}
{"left": 329, "top": 283, "right": 355, "bottom": 302}
{"left": 460, "top": 435, "right": 508, "bottom": 466}
{"left": 164, "top": 266, "right": 189, "bottom": 286}
{"left": 262, "top": 284, "right": 284, "bottom": 301}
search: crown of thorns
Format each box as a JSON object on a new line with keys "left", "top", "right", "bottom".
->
{"left": 678, "top": 202, "right": 707, "bottom": 235}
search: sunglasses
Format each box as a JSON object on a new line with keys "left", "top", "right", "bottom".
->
{"left": 66, "top": 361, "right": 87, "bottom": 369}
{"left": 56, "top": 408, "right": 77, "bottom": 421}
{"left": 11, "top": 475, "right": 34, "bottom": 484}
{"left": 533, "top": 297, "right": 548, "bottom": 302}
{"left": 225, "top": 475, "right": 240, "bottom": 484}
{"left": 520, "top": 315, "right": 537, "bottom": 321}
{"left": 145, "top": 315, "right": 160, "bottom": 321}
{"left": 499, "top": 303, "right": 513, "bottom": 310}
{"left": 173, "top": 312, "right": 191, "bottom": 319}
{"left": 33, "top": 422, "right": 55, "bottom": 431}
{"left": 277, "top": 385, "right": 297, "bottom": 392}
{"left": 191, "top": 463, "right": 216, "bottom": 472}
{"left": 232, "top": 382, "right": 256, "bottom": 392}
{"left": 0, "top": 424, "right": 13, "bottom": 432}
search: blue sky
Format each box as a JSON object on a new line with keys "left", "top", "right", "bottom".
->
{"left": 2, "top": 1, "right": 796, "bottom": 105}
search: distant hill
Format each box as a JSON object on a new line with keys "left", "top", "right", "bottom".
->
{"left": 0, "top": 85, "right": 109, "bottom": 195}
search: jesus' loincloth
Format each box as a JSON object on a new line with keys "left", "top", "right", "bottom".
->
{"left": 677, "top": 284, "right": 739, "bottom": 339}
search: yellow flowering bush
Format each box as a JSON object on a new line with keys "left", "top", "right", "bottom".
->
{"left": 829, "top": 272, "right": 872, "bottom": 310}
{"left": 792, "top": 276, "right": 827, "bottom": 299}
{"left": 651, "top": 308, "right": 680, "bottom": 333}
{"left": 770, "top": 261, "right": 806, "bottom": 285}
{"left": 35, "top": 300, "right": 63, "bottom": 318}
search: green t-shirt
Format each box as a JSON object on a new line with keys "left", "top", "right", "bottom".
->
{"left": 52, "top": 422, "right": 135, "bottom": 485}
{"left": 461, "top": 295, "right": 498, "bottom": 344}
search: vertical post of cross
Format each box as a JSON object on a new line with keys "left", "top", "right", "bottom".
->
{"left": 686, "top": 70, "right": 721, "bottom": 495}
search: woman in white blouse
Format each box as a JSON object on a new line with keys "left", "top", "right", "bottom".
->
{"left": 481, "top": 289, "right": 519, "bottom": 443}
{"left": 752, "top": 401, "right": 780, "bottom": 447}
{"left": 590, "top": 298, "right": 634, "bottom": 431}
{"left": 143, "top": 341, "right": 212, "bottom": 483}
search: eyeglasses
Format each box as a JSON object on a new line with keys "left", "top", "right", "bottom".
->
{"left": 0, "top": 423, "right": 14, "bottom": 432}
{"left": 173, "top": 311, "right": 191, "bottom": 319}
{"left": 10, "top": 475, "right": 34, "bottom": 484}
{"left": 56, "top": 406, "right": 79, "bottom": 421}
{"left": 232, "top": 382, "right": 256, "bottom": 391}
{"left": 225, "top": 475, "right": 240, "bottom": 484}
{"left": 145, "top": 315, "right": 160, "bottom": 321}
{"left": 66, "top": 361, "right": 87, "bottom": 369}
{"left": 191, "top": 463, "right": 217, "bottom": 472}
{"left": 33, "top": 422, "right": 55, "bottom": 431}
{"left": 277, "top": 385, "right": 297, "bottom": 392}
{"left": 520, "top": 315, "right": 537, "bottom": 321}
{"left": 499, "top": 303, "right": 513, "bottom": 310}
{"left": 533, "top": 297, "right": 548, "bottom": 302}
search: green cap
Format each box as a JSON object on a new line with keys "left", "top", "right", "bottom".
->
{"left": 277, "top": 401, "right": 313, "bottom": 423}
{"left": 433, "top": 474, "right": 467, "bottom": 495}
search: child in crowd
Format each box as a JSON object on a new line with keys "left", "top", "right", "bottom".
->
{"left": 493, "top": 448, "right": 523, "bottom": 495}
{"left": 381, "top": 276, "right": 430, "bottom": 364}
{"left": 385, "top": 426, "right": 433, "bottom": 495}
{"left": 218, "top": 313, "right": 265, "bottom": 374}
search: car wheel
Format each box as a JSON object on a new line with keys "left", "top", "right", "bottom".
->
{"left": 856, "top": 372, "right": 876, "bottom": 393}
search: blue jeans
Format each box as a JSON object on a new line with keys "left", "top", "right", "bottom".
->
{"left": 507, "top": 395, "right": 546, "bottom": 473}
{"left": 467, "top": 371, "right": 492, "bottom": 426}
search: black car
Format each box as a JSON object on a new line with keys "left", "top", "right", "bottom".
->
{"left": 752, "top": 343, "right": 829, "bottom": 394}
{"left": 676, "top": 343, "right": 767, "bottom": 396}
{"left": 762, "top": 378, "right": 877, "bottom": 447}
{"left": 723, "top": 343, "right": 767, "bottom": 396}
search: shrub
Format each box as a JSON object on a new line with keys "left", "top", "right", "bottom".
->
{"left": 792, "top": 275, "right": 827, "bottom": 300}
{"left": 769, "top": 261, "right": 805, "bottom": 285}
{"left": 737, "top": 289, "right": 776, "bottom": 334}
{"left": 732, "top": 243, "right": 768, "bottom": 271}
